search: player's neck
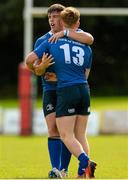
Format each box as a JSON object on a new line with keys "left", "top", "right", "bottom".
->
{"left": 51, "top": 28, "right": 64, "bottom": 34}
{"left": 64, "top": 27, "right": 77, "bottom": 31}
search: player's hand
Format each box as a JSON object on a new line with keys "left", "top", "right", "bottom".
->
{"left": 48, "top": 31, "right": 64, "bottom": 43}
{"left": 41, "top": 53, "right": 55, "bottom": 68}
{"left": 44, "top": 72, "right": 57, "bottom": 82}
{"left": 33, "top": 53, "right": 54, "bottom": 76}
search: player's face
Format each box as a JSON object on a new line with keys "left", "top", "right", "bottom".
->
{"left": 48, "top": 11, "right": 64, "bottom": 33}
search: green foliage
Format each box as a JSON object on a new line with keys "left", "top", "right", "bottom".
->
{"left": 0, "top": 135, "right": 128, "bottom": 178}
{"left": 80, "top": 16, "right": 128, "bottom": 96}
{"left": 0, "top": 0, "right": 23, "bottom": 37}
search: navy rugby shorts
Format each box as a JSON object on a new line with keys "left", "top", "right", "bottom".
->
{"left": 56, "top": 84, "right": 90, "bottom": 117}
{"left": 43, "top": 90, "right": 57, "bottom": 117}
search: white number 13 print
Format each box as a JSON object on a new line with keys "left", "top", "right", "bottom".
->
{"left": 60, "top": 44, "right": 85, "bottom": 66}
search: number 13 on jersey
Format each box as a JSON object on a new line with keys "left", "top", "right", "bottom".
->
{"left": 60, "top": 43, "right": 85, "bottom": 66}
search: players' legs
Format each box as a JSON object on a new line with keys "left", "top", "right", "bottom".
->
{"left": 60, "top": 141, "right": 72, "bottom": 173}
{"left": 46, "top": 115, "right": 72, "bottom": 178}
{"left": 74, "top": 84, "right": 90, "bottom": 156}
{"left": 45, "top": 113, "right": 61, "bottom": 171}
{"left": 56, "top": 115, "right": 85, "bottom": 156}
{"left": 43, "top": 90, "right": 71, "bottom": 176}
{"left": 56, "top": 115, "right": 89, "bottom": 178}
{"left": 74, "top": 115, "right": 90, "bottom": 155}
{"left": 46, "top": 112, "right": 59, "bottom": 137}
{"left": 73, "top": 85, "right": 97, "bottom": 177}
{"left": 43, "top": 91, "right": 61, "bottom": 171}
{"left": 56, "top": 84, "right": 94, "bottom": 177}
{"left": 56, "top": 115, "right": 89, "bottom": 176}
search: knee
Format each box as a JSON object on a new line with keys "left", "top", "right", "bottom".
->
{"left": 59, "top": 131, "right": 73, "bottom": 144}
{"left": 59, "top": 131, "right": 66, "bottom": 141}
{"left": 48, "top": 125, "right": 59, "bottom": 137}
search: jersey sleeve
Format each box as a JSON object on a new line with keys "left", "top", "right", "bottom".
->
{"left": 34, "top": 36, "right": 46, "bottom": 49}
{"left": 34, "top": 40, "right": 49, "bottom": 59}
{"left": 34, "top": 33, "right": 50, "bottom": 49}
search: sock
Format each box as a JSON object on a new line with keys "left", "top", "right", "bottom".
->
{"left": 78, "top": 152, "right": 89, "bottom": 175}
{"left": 60, "top": 141, "right": 72, "bottom": 172}
{"left": 48, "top": 137, "right": 61, "bottom": 170}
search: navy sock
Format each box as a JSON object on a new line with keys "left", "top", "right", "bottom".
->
{"left": 78, "top": 152, "right": 89, "bottom": 175}
{"left": 48, "top": 137, "right": 61, "bottom": 170}
{"left": 60, "top": 141, "right": 72, "bottom": 171}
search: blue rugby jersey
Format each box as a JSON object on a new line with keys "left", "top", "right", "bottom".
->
{"left": 34, "top": 31, "right": 57, "bottom": 92}
{"left": 34, "top": 36, "right": 92, "bottom": 89}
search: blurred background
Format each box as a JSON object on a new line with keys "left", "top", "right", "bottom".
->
{"left": 0, "top": 0, "right": 128, "bottom": 97}
{"left": 0, "top": 0, "right": 128, "bottom": 135}
{"left": 0, "top": 0, "right": 128, "bottom": 179}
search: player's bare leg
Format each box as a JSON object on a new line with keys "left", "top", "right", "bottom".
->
{"left": 75, "top": 115, "right": 97, "bottom": 178}
{"left": 74, "top": 115, "right": 90, "bottom": 155}
{"left": 46, "top": 112, "right": 59, "bottom": 137}
{"left": 56, "top": 115, "right": 85, "bottom": 157}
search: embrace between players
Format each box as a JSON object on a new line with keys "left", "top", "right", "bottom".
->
{"left": 25, "top": 4, "right": 97, "bottom": 179}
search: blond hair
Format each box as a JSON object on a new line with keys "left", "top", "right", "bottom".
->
{"left": 60, "top": 7, "right": 80, "bottom": 27}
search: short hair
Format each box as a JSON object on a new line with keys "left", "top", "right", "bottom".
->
{"left": 60, "top": 7, "right": 80, "bottom": 26}
{"left": 47, "top": 4, "right": 65, "bottom": 14}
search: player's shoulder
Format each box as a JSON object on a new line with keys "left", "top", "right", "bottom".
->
{"left": 37, "top": 31, "right": 52, "bottom": 41}
{"left": 34, "top": 31, "right": 53, "bottom": 48}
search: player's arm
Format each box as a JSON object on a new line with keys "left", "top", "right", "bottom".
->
{"left": 48, "top": 29, "right": 94, "bottom": 45}
{"left": 85, "top": 47, "right": 93, "bottom": 79}
{"left": 25, "top": 51, "right": 54, "bottom": 76}
{"left": 67, "top": 30, "right": 94, "bottom": 45}
{"left": 25, "top": 40, "right": 54, "bottom": 76}
{"left": 25, "top": 36, "right": 48, "bottom": 73}
{"left": 34, "top": 53, "right": 54, "bottom": 76}
{"left": 25, "top": 52, "right": 40, "bottom": 73}
{"left": 85, "top": 69, "right": 91, "bottom": 79}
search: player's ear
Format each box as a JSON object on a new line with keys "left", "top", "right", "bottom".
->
{"left": 77, "top": 19, "right": 80, "bottom": 28}
{"left": 60, "top": 20, "right": 64, "bottom": 28}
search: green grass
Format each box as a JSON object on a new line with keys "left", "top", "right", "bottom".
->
{"left": 0, "top": 135, "right": 128, "bottom": 179}
{"left": 0, "top": 96, "right": 128, "bottom": 110}
{"left": 0, "top": 97, "right": 128, "bottom": 178}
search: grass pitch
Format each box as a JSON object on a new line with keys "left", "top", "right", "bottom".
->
{"left": 0, "top": 96, "right": 128, "bottom": 111}
{"left": 0, "top": 135, "right": 128, "bottom": 179}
